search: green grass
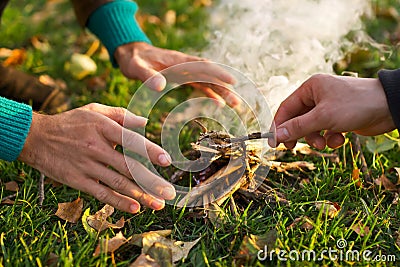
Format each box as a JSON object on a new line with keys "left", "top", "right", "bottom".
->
{"left": 1, "top": 0, "right": 400, "bottom": 266}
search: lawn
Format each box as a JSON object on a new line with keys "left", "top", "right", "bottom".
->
{"left": 1, "top": 0, "right": 400, "bottom": 266}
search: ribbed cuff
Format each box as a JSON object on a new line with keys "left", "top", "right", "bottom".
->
{"left": 0, "top": 97, "right": 32, "bottom": 162}
{"left": 378, "top": 69, "right": 400, "bottom": 131}
{"left": 87, "top": 0, "right": 151, "bottom": 67}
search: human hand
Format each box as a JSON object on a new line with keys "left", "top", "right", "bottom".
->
{"left": 271, "top": 74, "right": 395, "bottom": 150}
{"left": 114, "top": 42, "right": 240, "bottom": 106}
{"left": 18, "top": 103, "right": 176, "bottom": 213}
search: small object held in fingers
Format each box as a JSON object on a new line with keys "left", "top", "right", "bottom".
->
{"left": 225, "top": 132, "right": 275, "bottom": 143}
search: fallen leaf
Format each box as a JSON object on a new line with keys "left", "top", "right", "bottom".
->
{"left": 366, "top": 135, "right": 397, "bottom": 154}
{"left": 39, "top": 74, "right": 67, "bottom": 90}
{"left": 292, "top": 143, "right": 339, "bottom": 162}
{"left": 351, "top": 222, "right": 370, "bottom": 237}
{"left": 287, "top": 216, "right": 314, "bottom": 230}
{"left": 5, "top": 181, "right": 19, "bottom": 192}
{"left": 130, "top": 230, "right": 200, "bottom": 263}
{"left": 390, "top": 167, "right": 400, "bottom": 185}
{"left": 129, "top": 254, "right": 160, "bottom": 267}
{"left": 234, "top": 229, "right": 277, "bottom": 265}
{"left": 0, "top": 48, "right": 12, "bottom": 58}
{"left": 269, "top": 161, "right": 316, "bottom": 172}
{"left": 2, "top": 49, "right": 26, "bottom": 66}
{"left": 164, "top": 10, "right": 176, "bottom": 26}
{"left": 375, "top": 174, "right": 397, "bottom": 191}
{"left": 55, "top": 197, "right": 83, "bottom": 223}
{"left": 1, "top": 199, "right": 15, "bottom": 205}
{"left": 352, "top": 168, "right": 362, "bottom": 188}
{"left": 45, "top": 252, "right": 59, "bottom": 267}
{"left": 31, "top": 36, "right": 51, "bottom": 53}
{"left": 86, "top": 204, "right": 125, "bottom": 232}
{"left": 147, "top": 242, "right": 173, "bottom": 267}
{"left": 93, "top": 232, "right": 127, "bottom": 257}
{"left": 44, "top": 178, "right": 62, "bottom": 187}
{"left": 64, "top": 53, "right": 97, "bottom": 80}
{"left": 315, "top": 201, "right": 340, "bottom": 218}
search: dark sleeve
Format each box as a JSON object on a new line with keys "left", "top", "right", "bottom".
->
{"left": 70, "top": 0, "right": 113, "bottom": 27}
{"left": 378, "top": 69, "right": 400, "bottom": 131}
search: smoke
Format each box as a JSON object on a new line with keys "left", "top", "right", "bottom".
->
{"left": 202, "top": 0, "right": 371, "bottom": 110}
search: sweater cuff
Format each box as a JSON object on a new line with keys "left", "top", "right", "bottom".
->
{"left": 0, "top": 97, "right": 32, "bottom": 162}
{"left": 86, "top": 0, "right": 151, "bottom": 68}
{"left": 378, "top": 69, "right": 400, "bottom": 131}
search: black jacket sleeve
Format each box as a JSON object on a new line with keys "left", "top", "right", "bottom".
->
{"left": 378, "top": 69, "right": 400, "bottom": 131}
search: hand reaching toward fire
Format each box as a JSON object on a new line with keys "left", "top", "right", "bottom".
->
{"left": 271, "top": 74, "right": 395, "bottom": 150}
{"left": 114, "top": 42, "right": 241, "bottom": 107}
{"left": 18, "top": 103, "right": 176, "bottom": 213}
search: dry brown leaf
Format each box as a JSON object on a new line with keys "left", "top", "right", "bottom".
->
{"left": 2, "top": 49, "right": 26, "bottom": 66}
{"left": 287, "top": 216, "right": 314, "bottom": 230}
{"left": 292, "top": 143, "right": 339, "bottom": 162}
{"left": 207, "top": 203, "right": 228, "bottom": 227}
{"left": 93, "top": 232, "right": 127, "bottom": 257}
{"left": 270, "top": 161, "right": 316, "bottom": 172}
{"left": 31, "top": 36, "right": 50, "bottom": 52}
{"left": 315, "top": 201, "right": 340, "bottom": 218}
{"left": 147, "top": 242, "right": 173, "bottom": 267}
{"left": 130, "top": 230, "right": 200, "bottom": 263}
{"left": 351, "top": 222, "right": 370, "bottom": 237}
{"left": 129, "top": 253, "right": 160, "bottom": 267}
{"left": 164, "top": 10, "right": 176, "bottom": 26}
{"left": 1, "top": 199, "right": 15, "bottom": 205}
{"left": 5, "top": 181, "right": 19, "bottom": 192}
{"left": 86, "top": 204, "right": 125, "bottom": 232}
{"left": 39, "top": 74, "right": 67, "bottom": 90}
{"left": 0, "top": 48, "right": 12, "bottom": 58}
{"left": 55, "top": 197, "right": 83, "bottom": 223}
{"left": 375, "top": 174, "right": 397, "bottom": 191}
{"left": 352, "top": 168, "right": 362, "bottom": 188}
{"left": 234, "top": 229, "right": 277, "bottom": 265}
{"left": 45, "top": 252, "right": 59, "bottom": 267}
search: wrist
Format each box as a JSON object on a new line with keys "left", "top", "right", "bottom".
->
{"left": 18, "top": 112, "right": 46, "bottom": 168}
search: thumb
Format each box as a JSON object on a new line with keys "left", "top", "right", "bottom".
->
{"left": 275, "top": 108, "right": 324, "bottom": 144}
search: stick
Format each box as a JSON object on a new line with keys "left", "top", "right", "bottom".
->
{"left": 38, "top": 173, "right": 45, "bottom": 206}
{"left": 1, "top": 193, "right": 17, "bottom": 202}
{"left": 351, "top": 133, "right": 372, "bottom": 184}
{"left": 226, "top": 132, "right": 274, "bottom": 143}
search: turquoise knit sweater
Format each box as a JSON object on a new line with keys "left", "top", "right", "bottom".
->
{"left": 0, "top": 0, "right": 149, "bottom": 162}
{"left": 0, "top": 97, "right": 32, "bottom": 162}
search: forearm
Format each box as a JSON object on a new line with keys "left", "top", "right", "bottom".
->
{"left": 0, "top": 97, "right": 32, "bottom": 162}
{"left": 378, "top": 69, "right": 400, "bottom": 131}
{"left": 74, "top": 0, "right": 151, "bottom": 67}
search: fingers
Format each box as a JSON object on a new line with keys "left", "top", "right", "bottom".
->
{"left": 102, "top": 149, "right": 175, "bottom": 200}
{"left": 92, "top": 163, "right": 170, "bottom": 209}
{"left": 102, "top": 121, "right": 171, "bottom": 167}
{"left": 305, "top": 132, "right": 326, "bottom": 150}
{"left": 73, "top": 177, "right": 142, "bottom": 214}
{"left": 82, "top": 103, "right": 148, "bottom": 128}
{"left": 324, "top": 131, "right": 345, "bottom": 148}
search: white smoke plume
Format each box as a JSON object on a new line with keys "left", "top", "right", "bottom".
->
{"left": 202, "top": 0, "right": 371, "bottom": 110}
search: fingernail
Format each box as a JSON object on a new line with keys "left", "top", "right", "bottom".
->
{"left": 151, "top": 199, "right": 165, "bottom": 210}
{"left": 161, "top": 186, "right": 176, "bottom": 200}
{"left": 130, "top": 203, "right": 140, "bottom": 213}
{"left": 158, "top": 153, "right": 172, "bottom": 166}
{"left": 276, "top": 127, "right": 289, "bottom": 142}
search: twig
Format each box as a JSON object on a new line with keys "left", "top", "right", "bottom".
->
{"left": 38, "top": 173, "right": 45, "bottom": 206}
{"left": 351, "top": 133, "right": 372, "bottom": 184}
{"left": 1, "top": 193, "right": 17, "bottom": 202}
{"left": 226, "top": 132, "right": 274, "bottom": 143}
